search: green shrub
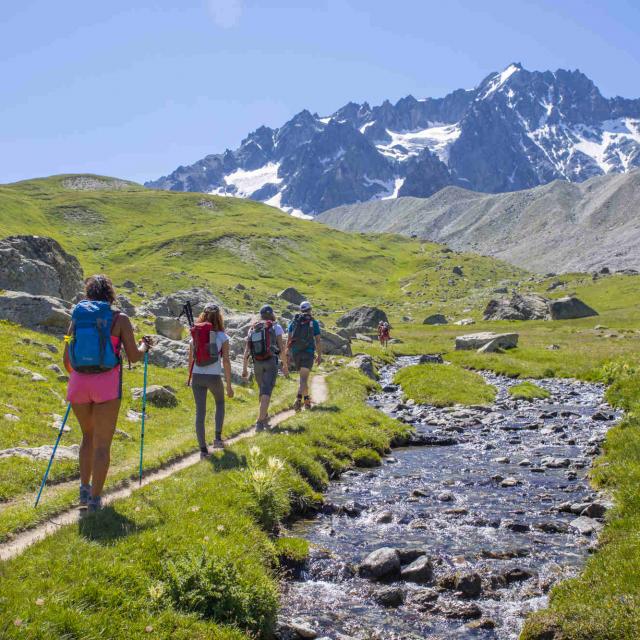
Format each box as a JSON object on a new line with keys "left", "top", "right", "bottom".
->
{"left": 237, "top": 446, "right": 289, "bottom": 534}
{"left": 352, "top": 447, "right": 382, "bottom": 467}
{"left": 161, "top": 550, "right": 277, "bottom": 636}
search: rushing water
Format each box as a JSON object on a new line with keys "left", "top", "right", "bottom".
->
{"left": 278, "top": 357, "right": 619, "bottom": 640}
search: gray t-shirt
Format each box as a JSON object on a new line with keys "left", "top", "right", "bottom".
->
{"left": 191, "top": 331, "right": 229, "bottom": 375}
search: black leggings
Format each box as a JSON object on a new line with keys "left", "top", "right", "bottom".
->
{"left": 191, "top": 373, "right": 225, "bottom": 448}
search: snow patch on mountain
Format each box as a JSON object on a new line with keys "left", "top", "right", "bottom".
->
{"left": 218, "top": 162, "right": 282, "bottom": 198}
{"left": 376, "top": 123, "right": 461, "bottom": 163}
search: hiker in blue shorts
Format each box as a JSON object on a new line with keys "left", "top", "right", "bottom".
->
{"left": 284, "top": 300, "right": 322, "bottom": 411}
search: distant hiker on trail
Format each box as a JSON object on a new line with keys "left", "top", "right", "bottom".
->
{"left": 64, "top": 275, "right": 152, "bottom": 512}
{"left": 188, "top": 303, "right": 234, "bottom": 458}
{"left": 284, "top": 300, "right": 322, "bottom": 411}
{"left": 242, "top": 304, "right": 289, "bottom": 431}
{"left": 378, "top": 320, "right": 391, "bottom": 348}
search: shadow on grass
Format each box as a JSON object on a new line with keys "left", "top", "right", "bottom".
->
{"left": 79, "top": 506, "right": 144, "bottom": 543}
{"left": 206, "top": 449, "right": 243, "bottom": 473}
{"left": 308, "top": 404, "right": 340, "bottom": 414}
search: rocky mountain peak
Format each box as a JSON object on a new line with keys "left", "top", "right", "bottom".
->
{"left": 146, "top": 64, "right": 640, "bottom": 216}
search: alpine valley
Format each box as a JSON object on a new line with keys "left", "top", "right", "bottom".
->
{"left": 146, "top": 63, "right": 640, "bottom": 217}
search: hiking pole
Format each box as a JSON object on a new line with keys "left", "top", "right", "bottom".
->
{"left": 138, "top": 350, "right": 149, "bottom": 486}
{"left": 35, "top": 402, "right": 72, "bottom": 508}
{"left": 178, "top": 302, "right": 195, "bottom": 386}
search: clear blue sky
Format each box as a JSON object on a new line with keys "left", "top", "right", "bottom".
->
{"left": 1, "top": 0, "right": 639, "bottom": 184}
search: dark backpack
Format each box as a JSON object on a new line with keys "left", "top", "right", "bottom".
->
{"left": 248, "top": 320, "right": 279, "bottom": 361}
{"left": 191, "top": 322, "right": 220, "bottom": 366}
{"left": 69, "top": 300, "right": 120, "bottom": 373}
{"left": 289, "top": 313, "right": 315, "bottom": 353}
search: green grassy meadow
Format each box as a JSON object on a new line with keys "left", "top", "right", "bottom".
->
{"left": 1, "top": 175, "right": 640, "bottom": 639}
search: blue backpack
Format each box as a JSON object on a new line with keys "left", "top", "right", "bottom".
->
{"left": 69, "top": 300, "right": 120, "bottom": 373}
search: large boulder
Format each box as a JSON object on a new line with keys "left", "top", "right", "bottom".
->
{"left": 549, "top": 297, "right": 598, "bottom": 320}
{"left": 321, "top": 330, "right": 352, "bottom": 356}
{"left": 347, "top": 354, "right": 377, "bottom": 380}
{"left": 455, "top": 332, "right": 519, "bottom": 351}
{"left": 147, "top": 335, "right": 189, "bottom": 368}
{"left": 0, "top": 291, "right": 72, "bottom": 334}
{"left": 140, "top": 288, "right": 223, "bottom": 317}
{"left": 0, "top": 235, "right": 83, "bottom": 301}
{"left": 483, "top": 293, "right": 549, "bottom": 321}
{"left": 155, "top": 316, "right": 184, "bottom": 340}
{"left": 423, "top": 314, "right": 447, "bottom": 325}
{"left": 336, "top": 306, "right": 388, "bottom": 336}
{"left": 278, "top": 287, "right": 305, "bottom": 305}
{"left": 224, "top": 313, "right": 254, "bottom": 358}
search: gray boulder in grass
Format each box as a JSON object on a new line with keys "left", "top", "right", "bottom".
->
{"left": 140, "top": 288, "right": 222, "bottom": 317}
{"left": 336, "top": 306, "right": 388, "bottom": 335}
{"left": 0, "top": 235, "right": 84, "bottom": 301}
{"left": 278, "top": 287, "right": 305, "bottom": 305}
{"left": 321, "top": 330, "right": 352, "bottom": 356}
{"left": 549, "top": 297, "right": 598, "bottom": 320}
{"left": 131, "top": 385, "right": 178, "bottom": 408}
{"left": 0, "top": 291, "right": 72, "bottom": 334}
{"left": 155, "top": 316, "right": 184, "bottom": 340}
{"left": 347, "top": 354, "right": 377, "bottom": 380}
{"left": 423, "top": 314, "right": 447, "bottom": 325}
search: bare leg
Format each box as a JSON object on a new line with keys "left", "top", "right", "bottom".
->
{"left": 298, "top": 367, "right": 310, "bottom": 398}
{"left": 258, "top": 394, "right": 270, "bottom": 422}
{"left": 72, "top": 403, "right": 95, "bottom": 486}
{"left": 90, "top": 398, "right": 120, "bottom": 497}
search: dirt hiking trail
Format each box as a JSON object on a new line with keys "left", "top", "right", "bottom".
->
{"left": 0, "top": 375, "right": 328, "bottom": 562}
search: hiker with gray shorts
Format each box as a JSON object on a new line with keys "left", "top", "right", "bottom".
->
{"left": 242, "top": 305, "right": 288, "bottom": 430}
{"left": 285, "top": 300, "right": 322, "bottom": 411}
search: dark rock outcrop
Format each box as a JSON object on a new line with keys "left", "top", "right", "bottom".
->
{"left": 336, "top": 306, "right": 388, "bottom": 336}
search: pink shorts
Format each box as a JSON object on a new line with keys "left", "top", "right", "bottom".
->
{"left": 67, "top": 367, "right": 122, "bottom": 404}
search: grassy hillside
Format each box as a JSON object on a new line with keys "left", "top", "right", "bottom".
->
{"left": 0, "top": 174, "right": 526, "bottom": 318}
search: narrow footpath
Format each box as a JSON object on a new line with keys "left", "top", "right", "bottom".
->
{"left": 0, "top": 375, "right": 328, "bottom": 562}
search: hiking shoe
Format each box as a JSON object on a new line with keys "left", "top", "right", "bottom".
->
{"left": 212, "top": 439, "right": 225, "bottom": 449}
{"left": 88, "top": 495, "right": 102, "bottom": 512}
{"left": 200, "top": 447, "right": 211, "bottom": 459}
{"left": 294, "top": 397, "right": 303, "bottom": 412}
{"left": 79, "top": 484, "right": 91, "bottom": 507}
{"left": 256, "top": 420, "right": 265, "bottom": 432}
{"left": 304, "top": 397, "right": 312, "bottom": 410}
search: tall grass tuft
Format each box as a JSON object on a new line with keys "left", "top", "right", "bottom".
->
{"left": 238, "top": 446, "right": 289, "bottom": 534}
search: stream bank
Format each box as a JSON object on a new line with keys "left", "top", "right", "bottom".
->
{"left": 277, "top": 356, "right": 619, "bottom": 640}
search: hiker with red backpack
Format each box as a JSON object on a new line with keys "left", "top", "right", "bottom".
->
{"left": 378, "top": 320, "right": 391, "bottom": 348}
{"left": 284, "top": 300, "right": 322, "bottom": 411}
{"left": 242, "top": 305, "right": 289, "bottom": 430}
{"left": 63, "top": 275, "right": 152, "bottom": 512}
{"left": 187, "top": 303, "right": 234, "bottom": 458}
